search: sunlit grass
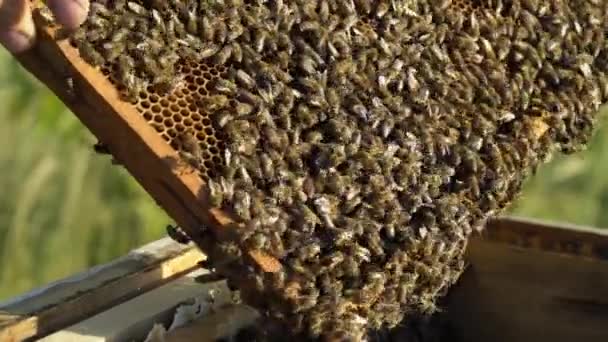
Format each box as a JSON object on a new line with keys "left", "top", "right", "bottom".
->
{"left": 511, "top": 112, "right": 608, "bottom": 228}
{"left": 1, "top": 48, "right": 608, "bottom": 301}
{"left": 0, "top": 50, "right": 169, "bottom": 300}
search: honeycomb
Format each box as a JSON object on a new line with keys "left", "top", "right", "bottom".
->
{"left": 450, "top": 0, "right": 478, "bottom": 14}
{"left": 100, "top": 60, "right": 229, "bottom": 179}
{"left": 450, "top": 0, "right": 494, "bottom": 14}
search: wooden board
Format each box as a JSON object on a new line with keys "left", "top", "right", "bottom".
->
{"left": 0, "top": 238, "right": 204, "bottom": 342}
{"left": 446, "top": 229, "right": 608, "bottom": 342}
{"left": 38, "top": 269, "right": 249, "bottom": 342}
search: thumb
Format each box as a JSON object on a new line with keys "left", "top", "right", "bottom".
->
{"left": 47, "top": 0, "right": 89, "bottom": 30}
{"left": 0, "top": 0, "right": 36, "bottom": 53}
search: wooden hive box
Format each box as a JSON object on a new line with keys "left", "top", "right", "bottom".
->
{"left": 1, "top": 216, "right": 607, "bottom": 342}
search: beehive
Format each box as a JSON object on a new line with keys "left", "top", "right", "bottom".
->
{"left": 16, "top": 0, "right": 608, "bottom": 340}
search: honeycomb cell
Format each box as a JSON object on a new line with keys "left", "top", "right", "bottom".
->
{"left": 151, "top": 104, "right": 162, "bottom": 114}
{"left": 163, "top": 118, "right": 175, "bottom": 128}
{"left": 198, "top": 88, "right": 209, "bottom": 96}
{"left": 173, "top": 112, "right": 183, "bottom": 122}
{"left": 184, "top": 118, "right": 194, "bottom": 127}
{"left": 140, "top": 100, "right": 151, "bottom": 109}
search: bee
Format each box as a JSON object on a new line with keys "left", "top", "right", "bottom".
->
{"left": 101, "top": 41, "right": 125, "bottom": 62}
{"left": 206, "top": 179, "right": 224, "bottom": 207}
{"left": 201, "top": 95, "right": 230, "bottom": 111}
{"left": 232, "top": 190, "right": 252, "bottom": 221}
{"left": 175, "top": 130, "right": 203, "bottom": 168}
{"left": 166, "top": 224, "right": 190, "bottom": 244}
{"left": 213, "top": 45, "right": 232, "bottom": 65}
{"left": 89, "top": 2, "right": 111, "bottom": 18}
{"left": 214, "top": 19, "right": 228, "bottom": 45}
{"left": 157, "top": 51, "right": 180, "bottom": 69}
{"left": 293, "top": 294, "right": 318, "bottom": 313}
{"left": 248, "top": 232, "right": 267, "bottom": 250}
{"left": 233, "top": 69, "right": 256, "bottom": 90}
{"left": 298, "top": 241, "right": 321, "bottom": 260}
{"left": 126, "top": 1, "right": 147, "bottom": 15}
{"left": 78, "top": 42, "right": 105, "bottom": 66}
{"left": 86, "top": 13, "right": 111, "bottom": 29}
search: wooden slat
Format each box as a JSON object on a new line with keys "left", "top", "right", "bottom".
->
{"left": 482, "top": 216, "right": 608, "bottom": 261}
{"left": 165, "top": 305, "right": 259, "bottom": 342}
{"left": 38, "top": 269, "right": 242, "bottom": 342}
{"left": 445, "top": 238, "right": 608, "bottom": 342}
{"left": 0, "top": 238, "right": 204, "bottom": 342}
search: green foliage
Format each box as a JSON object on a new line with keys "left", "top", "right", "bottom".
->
{"left": 511, "top": 109, "right": 608, "bottom": 228}
{"left": 0, "top": 48, "right": 607, "bottom": 301}
{"left": 0, "top": 50, "right": 169, "bottom": 300}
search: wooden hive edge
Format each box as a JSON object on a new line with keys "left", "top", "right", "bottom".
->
{"left": 0, "top": 238, "right": 204, "bottom": 342}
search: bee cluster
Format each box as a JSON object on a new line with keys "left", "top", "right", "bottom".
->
{"left": 71, "top": 0, "right": 608, "bottom": 340}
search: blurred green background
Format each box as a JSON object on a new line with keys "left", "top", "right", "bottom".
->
{"left": 0, "top": 47, "right": 607, "bottom": 301}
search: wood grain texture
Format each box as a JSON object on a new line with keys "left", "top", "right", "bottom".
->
{"left": 445, "top": 238, "right": 608, "bottom": 342}
{"left": 38, "top": 269, "right": 237, "bottom": 342}
{"left": 0, "top": 239, "right": 204, "bottom": 342}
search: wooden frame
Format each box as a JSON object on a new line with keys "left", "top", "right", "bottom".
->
{"left": 14, "top": 2, "right": 280, "bottom": 276}
{"left": 2, "top": 216, "right": 607, "bottom": 342}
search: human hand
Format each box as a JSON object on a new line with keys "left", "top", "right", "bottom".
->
{"left": 0, "top": 0, "right": 89, "bottom": 53}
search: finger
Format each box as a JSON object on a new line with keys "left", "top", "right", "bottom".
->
{"left": 47, "top": 0, "right": 89, "bottom": 30}
{"left": 0, "top": 0, "right": 36, "bottom": 53}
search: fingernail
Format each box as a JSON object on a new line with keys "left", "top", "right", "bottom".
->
{"left": 0, "top": 29, "right": 34, "bottom": 53}
{"left": 47, "top": 0, "right": 89, "bottom": 29}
